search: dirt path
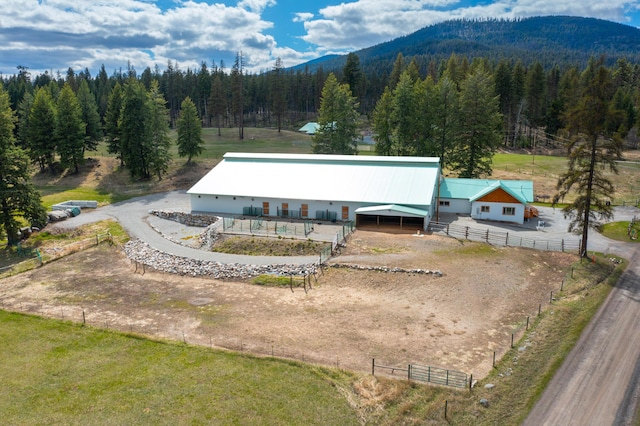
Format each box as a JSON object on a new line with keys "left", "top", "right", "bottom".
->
{"left": 524, "top": 245, "right": 640, "bottom": 425}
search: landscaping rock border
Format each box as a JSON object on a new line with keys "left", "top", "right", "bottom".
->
{"left": 123, "top": 239, "right": 318, "bottom": 279}
{"left": 329, "top": 263, "right": 442, "bottom": 276}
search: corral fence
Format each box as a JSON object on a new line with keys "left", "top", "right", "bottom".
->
{"left": 428, "top": 221, "right": 581, "bottom": 253}
{"left": 319, "top": 221, "right": 355, "bottom": 264}
{"left": 0, "top": 232, "right": 114, "bottom": 278}
{"left": 223, "top": 217, "right": 316, "bottom": 238}
{"left": 372, "top": 359, "right": 469, "bottom": 389}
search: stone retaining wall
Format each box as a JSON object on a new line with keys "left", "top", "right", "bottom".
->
{"left": 149, "top": 210, "right": 218, "bottom": 227}
{"left": 124, "top": 239, "right": 318, "bottom": 279}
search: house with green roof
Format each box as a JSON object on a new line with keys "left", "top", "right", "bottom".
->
{"left": 438, "top": 178, "right": 535, "bottom": 224}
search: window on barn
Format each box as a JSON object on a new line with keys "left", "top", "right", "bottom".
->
{"left": 481, "top": 205, "right": 490, "bottom": 213}
{"left": 439, "top": 200, "right": 450, "bottom": 206}
{"left": 503, "top": 207, "right": 516, "bottom": 216}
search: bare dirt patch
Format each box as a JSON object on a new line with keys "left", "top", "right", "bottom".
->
{"left": 0, "top": 230, "right": 575, "bottom": 378}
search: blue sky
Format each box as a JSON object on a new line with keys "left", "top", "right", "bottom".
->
{"left": 2, "top": 0, "right": 640, "bottom": 77}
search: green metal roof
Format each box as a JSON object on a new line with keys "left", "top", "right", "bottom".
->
{"left": 354, "top": 204, "right": 430, "bottom": 217}
{"left": 189, "top": 153, "right": 441, "bottom": 207}
{"left": 440, "top": 178, "right": 534, "bottom": 204}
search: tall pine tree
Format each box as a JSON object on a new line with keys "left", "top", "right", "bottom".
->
{"left": 176, "top": 96, "right": 204, "bottom": 164}
{"left": 0, "top": 85, "right": 47, "bottom": 245}
{"left": 554, "top": 58, "right": 623, "bottom": 256}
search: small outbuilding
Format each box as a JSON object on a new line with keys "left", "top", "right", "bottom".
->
{"left": 437, "top": 178, "right": 535, "bottom": 224}
{"left": 298, "top": 122, "right": 319, "bottom": 135}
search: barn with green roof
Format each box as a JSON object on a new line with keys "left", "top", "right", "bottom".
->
{"left": 188, "top": 153, "right": 536, "bottom": 231}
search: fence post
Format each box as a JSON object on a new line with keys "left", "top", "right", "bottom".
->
{"left": 408, "top": 364, "right": 411, "bottom": 382}
{"left": 493, "top": 351, "right": 496, "bottom": 368}
{"left": 505, "top": 232, "right": 509, "bottom": 246}
{"left": 485, "top": 229, "right": 489, "bottom": 242}
{"left": 372, "top": 358, "right": 375, "bottom": 376}
{"left": 469, "top": 374, "right": 473, "bottom": 390}
{"left": 465, "top": 226, "right": 469, "bottom": 239}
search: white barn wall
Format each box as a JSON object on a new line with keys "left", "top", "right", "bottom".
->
{"left": 471, "top": 202, "right": 525, "bottom": 224}
{"left": 438, "top": 198, "right": 471, "bottom": 214}
{"left": 191, "top": 194, "right": 379, "bottom": 222}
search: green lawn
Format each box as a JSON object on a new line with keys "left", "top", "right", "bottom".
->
{"left": 600, "top": 221, "right": 640, "bottom": 242}
{"left": 0, "top": 311, "right": 358, "bottom": 425}
{"left": 93, "top": 127, "right": 314, "bottom": 160}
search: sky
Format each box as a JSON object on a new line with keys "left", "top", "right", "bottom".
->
{"left": 2, "top": 0, "right": 640, "bottom": 78}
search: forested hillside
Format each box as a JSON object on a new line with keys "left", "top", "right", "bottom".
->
{"left": 1, "top": 16, "right": 639, "bottom": 181}
{"left": 312, "top": 16, "right": 640, "bottom": 76}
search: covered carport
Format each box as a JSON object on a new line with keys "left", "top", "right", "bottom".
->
{"left": 355, "top": 204, "right": 429, "bottom": 233}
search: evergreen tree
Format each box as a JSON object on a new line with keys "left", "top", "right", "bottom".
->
{"left": 554, "top": 58, "right": 623, "bottom": 257}
{"left": 342, "top": 53, "right": 364, "bottom": 104}
{"left": 372, "top": 87, "right": 395, "bottom": 155}
{"left": 77, "top": 79, "right": 102, "bottom": 153}
{"left": 146, "top": 81, "right": 172, "bottom": 180}
{"left": 271, "top": 58, "right": 286, "bottom": 132}
{"left": 524, "top": 61, "right": 546, "bottom": 144}
{"left": 312, "top": 73, "right": 359, "bottom": 155}
{"left": 391, "top": 72, "right": 418, "bottom": 155}
{"left": 449, "top": 68, "right": 502, "bottom": 178}
{"left": 0, "top": 85, "right": 47, "bottom": 245}
{"left": 55, "top": 84, "right": 86, "bottom": 174}
{"left": 104, "top": 83, "right": 123, "bottom": 165}
{"left": 176, "top": 96, "right": 203, "bottom": 164}
{"left": 231, "top": 52, "right": 245, "bottom": 139}
{"left": 27, "top": 88, "right": 57, "bottom": 174}
{"left": 388, "top": 53, "right": 405, "bottom": 90}
{"left": 209, "top": 74, "right": 226, "bottom": 136}
{"left": 120, "top": 79, "right": 152, "bottom": 179}
{"left": 432, "top": 76, "right": 459, "bottom": 168}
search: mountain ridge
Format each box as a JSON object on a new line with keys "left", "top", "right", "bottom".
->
{"left": 294, "top": 16, "right": 640, "bottom": 73}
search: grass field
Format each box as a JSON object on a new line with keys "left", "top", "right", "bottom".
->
{"left": 0, "top": 311, "right": 359, "bottom": 425}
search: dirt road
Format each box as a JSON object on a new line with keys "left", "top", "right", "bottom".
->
{"left": 524, "top": 243, "right": 640, "bottom": 425}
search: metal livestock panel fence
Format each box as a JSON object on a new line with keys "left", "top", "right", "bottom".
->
{"left": 428, "top": 221, "right": 580, "bottom": 253}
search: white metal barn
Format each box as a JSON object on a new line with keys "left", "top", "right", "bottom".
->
{"left": 188, "top": 153, "right": 442, "bottom": 231}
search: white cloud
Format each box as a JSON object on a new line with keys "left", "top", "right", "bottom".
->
{"left": 293, "top": 12, "right": 314, "bottom": 22}
{"left": 0, "top": 0, "right": 281, "bottom": 75}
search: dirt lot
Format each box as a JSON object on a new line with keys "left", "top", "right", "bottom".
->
{"left": 0, "top": 229, "right": 576, "bottom": 379}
